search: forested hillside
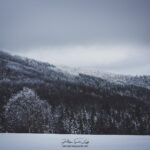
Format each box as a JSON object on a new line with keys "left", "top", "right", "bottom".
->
{"left": 0, "top": 51, "right": 150, "bottom": 134}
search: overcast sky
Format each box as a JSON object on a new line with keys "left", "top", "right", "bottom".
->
{"left": 0, "top": 0, "right": 150, "bottom": 75}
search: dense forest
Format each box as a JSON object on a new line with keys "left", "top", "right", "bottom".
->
{"left": 0, "top": 51, "right": 150, "bottom": 134}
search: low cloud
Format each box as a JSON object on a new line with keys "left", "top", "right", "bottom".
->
{"left": 8, "top": 45, "right": 150, "bottom": 75}
{"left": 0, "top": 0, "right": 150, "bottom": 75}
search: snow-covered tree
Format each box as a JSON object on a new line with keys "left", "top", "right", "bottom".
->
{"left": 5, "top": 87, "right": 52, "bottom": 133}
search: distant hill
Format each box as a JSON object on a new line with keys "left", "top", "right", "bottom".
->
{"left": 0, "top": 50, "right": 150, "bottom": 134}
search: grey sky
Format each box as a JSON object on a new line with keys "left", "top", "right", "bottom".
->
{"left": 0, "top": 0, "right": 150, "bottom": 75}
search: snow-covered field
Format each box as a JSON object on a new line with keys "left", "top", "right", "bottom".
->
{"left": 0, "top": 134, "right": 150, "bottom": 150}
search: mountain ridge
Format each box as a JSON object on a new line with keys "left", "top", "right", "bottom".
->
{"left": 1, "top": 50, "right": 149, "bottom": 90}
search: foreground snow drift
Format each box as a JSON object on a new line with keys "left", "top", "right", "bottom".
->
{"left": 0, "top": 134, "right": 150, "bottom": 150}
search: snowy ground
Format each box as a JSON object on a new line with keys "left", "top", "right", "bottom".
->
{"left": 0, "top": 134, "right": 150, "bottom": 150}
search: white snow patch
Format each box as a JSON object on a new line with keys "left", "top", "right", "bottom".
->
{"left": 0, "top": 134, "right": 150, "bottom": 150}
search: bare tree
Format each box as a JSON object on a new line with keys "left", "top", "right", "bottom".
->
{"left": 5, "top": 87, "right": 52, "bottom": 133}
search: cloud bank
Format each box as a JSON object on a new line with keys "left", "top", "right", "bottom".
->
{"left": 0, "top": 0, "right": 150, "bottom": 75}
